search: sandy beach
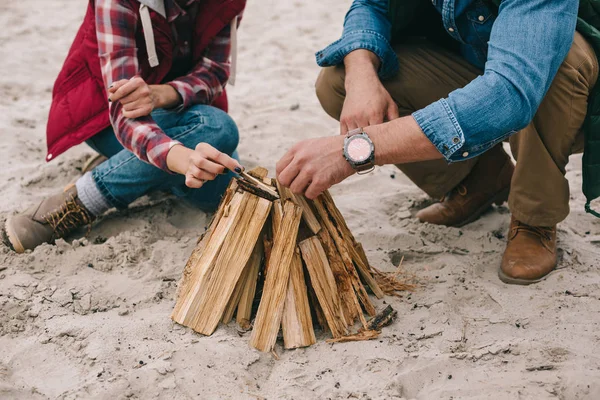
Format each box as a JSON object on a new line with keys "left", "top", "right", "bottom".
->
{"left": 1, "top": 0, "right": 600, "bottom": 399}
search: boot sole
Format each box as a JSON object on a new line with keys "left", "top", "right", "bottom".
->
{"left": 497, "top": 267, "right": 554, "bottom": 286}
{"left": 3, "top": 218, "right": 25, "bottom": 254}
{"left": 453, "top": 187, "right": 510, "bottom": 228}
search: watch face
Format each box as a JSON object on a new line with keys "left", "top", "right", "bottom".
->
{"left": 347, "top": 136, "right": 371, "bottom": 163}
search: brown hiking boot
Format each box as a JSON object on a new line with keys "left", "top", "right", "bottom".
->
{"left": 3, "top": 186, "right": 95, "bottom": 253}
{"left": 416, "top": 146, "right": 514, "bottom": 227}
{"left": 499, "top": 217, "right": 557, "bottom": 285}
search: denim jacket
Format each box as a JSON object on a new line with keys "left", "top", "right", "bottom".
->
{"left": 316, "top": 0, "right": 579, "bottom": 162}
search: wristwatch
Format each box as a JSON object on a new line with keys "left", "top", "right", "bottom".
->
{"left": 343, "top": 127, "right": 376, "bottom": 174}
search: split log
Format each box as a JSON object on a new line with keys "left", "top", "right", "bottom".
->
{"left": 250, "top": 201, "right": 303, "bottom": 352}
{"left": 317, "top": 227, "right": 363, "bottom": 327}
{"left": 321, "top": 191, "right": 384, "bottom": 299}
{"left": 281, "top": 248, "right": 316, "bottom": 349}
{"left": 312, "top": 194, "right": 376, "bottom": 318}
{"left": 275, "top": 181, "right": 321, "bottom": 235}
{"left": 172, "top": 190, "right": 247, "bottom": 324}
{"left": 176, "top": 180, "right": 238, "bottom": 299}
{"left": 172, "top": 192, "right": 271, "bottom": 335}
{"left": 299, "top": 236, "right": 348, "bottom": 338}
{"left": 222, "top": 240, "right": 264, "bottom": 324}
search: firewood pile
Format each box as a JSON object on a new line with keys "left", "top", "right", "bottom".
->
{"left": 171, "top": 167, "right": 405, "bottom": 353}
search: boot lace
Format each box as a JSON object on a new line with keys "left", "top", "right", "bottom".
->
{"left": 512, "top": 221, "right": 553, "bottom": 242}
{"left": 43, "top": 194, "right": 94, "bottom": 239}
{"left": 440, "top": 184, "right": 467, "bottom": 202}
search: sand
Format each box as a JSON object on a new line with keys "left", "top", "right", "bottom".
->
{"left": 1, "top": 0, "right": 600, "bottom": 399}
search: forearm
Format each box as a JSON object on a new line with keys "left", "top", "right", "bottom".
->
{"left": 344, "top": 49, "right": 380, "bottom": 88}
{"left": 366, "top": 116, "right": 442, "bottom": 165}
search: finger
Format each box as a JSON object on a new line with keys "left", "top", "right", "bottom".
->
{"left": 108, "top": 79, "right": 128, "bottom": 94}
{"left": 387, "top": 103, "right": 400, "bottom": 121}
{"left": 340, "top": 121, "right": 349, "bottom": 135}
{"left": 305, "top": 178, "right": 329, "bottom": 200}
{"left": 122, "top": 105, "right": 153, "bottom": 119}
{"left": 368, "top": 113, "right": 384, "bottom": 127}
{"left": 185, "top": 175, "right": 205, "bottom": 189}
{"left": 277, "top": 159, "right": 301, "bottom": 188}
{"left": 122, "top": 98, "right": 152, "bottom": 112}
{"left": 109, "top": 77, "right": 144, "bottom": 103}
{"left": 120, "top": 85, "right": 152, "bottom": 105}
{"left": 189, "top": 165, "right": 217, "bottom": 181}
{"left": 276, "top": 149, "right": 295, "bottom": 178}
{"left": 191, "top": 156, "right": 226, "bottom": 176}
{"left": 288, "top": 168, "right": 312, "bottom": 195}
{"left": 196, "top": 143, "right": 241, "bottom": 172}
{"left": 346, "top": 119, "right": 359, "bottom": 133}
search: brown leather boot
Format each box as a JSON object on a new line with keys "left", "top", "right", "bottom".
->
{"left": 499, "top": 217, "right": 557, "bottom": 285}
{"left": 416, "top": 146, "right": 514, "bottom": 227}
{"left": 3, "top": 186, "right": 95, "bottom": 253}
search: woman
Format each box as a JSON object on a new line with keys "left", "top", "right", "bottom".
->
{"left": 4, "top": 0, "right": 246, "bottom": 253}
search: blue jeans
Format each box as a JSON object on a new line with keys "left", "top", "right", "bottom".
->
{"left": 87, "top": 105, "right": 239, "bottom": 212}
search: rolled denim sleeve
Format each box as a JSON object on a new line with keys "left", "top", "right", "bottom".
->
{"left": 413, "top": 0, "right": 578, "bottom": 162}
{"left": 315, "top": 0, "right": 399, "bottom": 79}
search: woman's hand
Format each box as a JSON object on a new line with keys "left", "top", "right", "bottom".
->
{"left": 167, "top": 143, "right": 243, "bottom": 189}
{"left": 109, "top": 77, "right": 181, "bottom": 119}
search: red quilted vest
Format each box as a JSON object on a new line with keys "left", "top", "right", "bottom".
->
{"left": 46, "top": 0, "right": 246, "bottom": 162}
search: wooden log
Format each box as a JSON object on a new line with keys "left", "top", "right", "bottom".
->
{"left": 176, "top": 180, "right": 238, "bottom": 299}
{"left": 250, "top": 201, "right": 303, "bottom": 352}
{"left": 238, "top": 171, "right": 279, "bottom": 201}
{"left": 321, "top": 191, "right": 384, "bottom": 299}
{"left": 275, "top": 180, "right": 321, "bottom": 234}
{"left": 281, "top": 248, "right": 316, "bottom": 349}
{"left": 307, "top": 278, "right": 327, "bottom": 330}
{"left": 223, "top": 240, "right": 264, "bottom": 324}
{"left": 299, "top": 236, "right": 348, "bottom": 338}
{"left": 235, "top": 240, "right": 264, "bottom": 326}
{"left": 312, "top": 195, "right": 376, "bottom": 318}
{"left": 173, "top": 192, "right": 272, "bottom": 335}
{"left": 317, "top": 227, "right": 363, "bottom": 327}
{"left": 295, "top": 195, "right": 321, "bottom": 234}
{"left": 172, "top": 190, "right": 247, "bottom": 323}
{"left": 247, "top": 166, "right": 269, "bottom": 180}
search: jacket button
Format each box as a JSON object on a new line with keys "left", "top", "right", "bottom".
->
{"left": 462, "top": 151, "right": 469, "bottom": 157}
{"left": 452, "top": 137, "right": 460, "bottom": 144}
{"left": 47, "top": 153, "right": 53, "bottom": 160}
{"left": 478, "top": 15, "right": 485, "bottom": 22}
{"left": 448, "top": 27, "right": 455, "bottom": 33}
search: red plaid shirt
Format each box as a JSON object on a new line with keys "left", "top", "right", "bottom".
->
{"left": 95, "top": 0, "right": 237, "bottom": 171}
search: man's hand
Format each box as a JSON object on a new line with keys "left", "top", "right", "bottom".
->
{"left": 109, "top": 77, "right": 181, "bottom": 119}
{"left": 166, "top": 143, "right": 243, "bottom": 188}
{"left": 341, "top": 50, "right": 399, "bottom": 134}
{"left": 276, "top": 136, "right": 355, "bottom": 199}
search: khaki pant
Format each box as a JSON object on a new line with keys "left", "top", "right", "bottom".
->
{"left": 316, "top": 32, "right": 599, "bottom": 226}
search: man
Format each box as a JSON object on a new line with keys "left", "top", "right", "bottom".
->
{"left": 3, "top": 0, "right": 246, "bottom": 253}
{"left": 276, "top": 0, "right": 600, "bottom": 285}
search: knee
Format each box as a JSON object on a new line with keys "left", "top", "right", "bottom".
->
{"left": 315, "top": 67, "right": 345, "bottom": 120}
{"left": 211, "top": 109, "right": 239, "bottom": 156}
{"left": 186, "top": 106, "right": 239, "bottom": 156}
